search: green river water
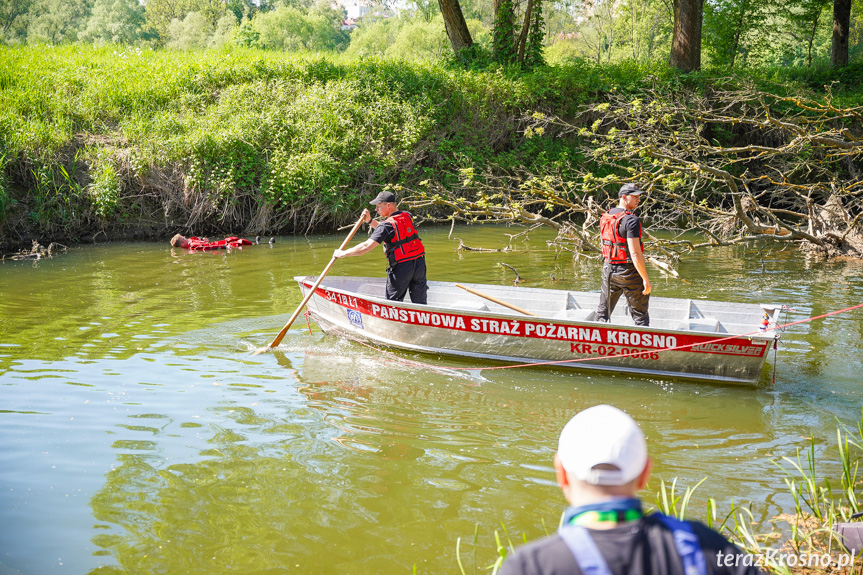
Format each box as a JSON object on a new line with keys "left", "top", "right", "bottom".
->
{"left": 1, "top": 224, "right": 862, "bottom": 574}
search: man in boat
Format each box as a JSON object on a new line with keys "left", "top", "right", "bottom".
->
{"left": 332, "top": 191, "right": 428, "bottom": 305}
{"left": 170, "top": 234, "right": 254, "bottom": 251}
{"left": 499, "top": 405, "right": 762, "bottom": 575}
{"left": 596, "top": 183, "right": 652, "bottom": 326}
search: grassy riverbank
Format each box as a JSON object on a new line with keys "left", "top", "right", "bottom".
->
{"left": 1, "top": 45, "right": 861, "bottom": 250}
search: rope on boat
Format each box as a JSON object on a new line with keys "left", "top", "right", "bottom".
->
{"left": 312, "top": 301, "right": 863, "bottom": 377}
{"left": 304, "top": 310, "right": 315, "bottom": 335}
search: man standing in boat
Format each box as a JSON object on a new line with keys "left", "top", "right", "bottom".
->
{"left": 332, "top": 191, "right": 428, "bottom": 305}
{"left": 596, "top": 183, "right": 652, "bottom": 326}
{"left": 499, "top": 405, "right": 762, "bottom": 575}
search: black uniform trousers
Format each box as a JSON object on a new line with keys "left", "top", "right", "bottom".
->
{"left": 596, "top": 261, "right": 650, "bottom": 326}
{"left": 386, "top": 256, "right": 428, "bottom": 304}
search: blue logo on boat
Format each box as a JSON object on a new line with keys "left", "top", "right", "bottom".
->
{"left": 346, "top": 308, "right": 363, "bottom": 329}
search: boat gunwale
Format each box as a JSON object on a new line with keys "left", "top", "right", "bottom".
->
{"left": 295, "top": 275, "right": 782, "bottom": 342}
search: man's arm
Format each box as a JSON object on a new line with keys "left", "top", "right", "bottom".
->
{"left": 333, "top": 238, "right": 380, "bottom": 259}
{"left": 627, "top": 236, "right": 651, "bottom": 296}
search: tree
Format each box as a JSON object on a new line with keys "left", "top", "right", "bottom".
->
{"left": 489, "top": 0, "right": 544, "bottom": 67}
{"left": 831, "top": 0, "right": 851, "bottom": 66}
{"left": 27, "top": 0, "right": 93, "bottom": 43}
{"left": 786, "top": 0, "right": 831, "bottom": 67}
{"left": 0, "top": 0, "right": 34, "bottom": 42}
{"left": 225, "top": 0, "right": 256, "bottom": 22}
{"left": 515, "top": 0, "right": 535, "bottom": 62}
{"left": 670, "top": 0, "right": 703, "bottom": 71}
{"left": 523, "top": 0, "right": 546, "bottom": 67}
{"left": 409, "top": 0, "right": 440, "bottom": 22}
{"left": 579, "top": 0, "right": 620, "bottom": 64}
{"left": 385, "top": 15, "right": 452, "bottom": 59}
{"left": 79, "top": 0, "right": 146, "bottom": 44}
{"left": 251, "top": 5, "right": 348, "bottom": 51}
{"left": 166, "top": 10, "right": 211, "bottom": 49}
{"left": 438, "top": 0, "right": 474, "bottom": 55}
{"left": 143, "top": 0, "right": 226, "bottom": 43}
{"left": 492, "top": 0, "right": 516, "bottom": 63}
{"left": 703, "top": 0, "right": 779, "bottom": 68}
{"left": 617, "top": 0, "right": 673, "bottom": 62}
{"left": 209, "top": 13, "right": 237, "bottom": 47}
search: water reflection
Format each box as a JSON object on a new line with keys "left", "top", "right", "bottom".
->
{"left": 1, "top": 228, "right": 862, "bottom": 574}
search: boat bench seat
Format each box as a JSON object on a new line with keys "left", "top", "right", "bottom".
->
{"left": 357, "top": 283, "right": 384, "bottom": 297}
{"left": 452, "top": 300, "right": 490, "bottom": 312}
{"left": 677, "top": 318, "right": 724, "bottom": 332}
{"left": 554, "top": 309, "right": 596, "bottom": 322}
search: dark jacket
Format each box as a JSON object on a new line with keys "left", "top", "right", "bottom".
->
{"left": 499, "top": 514, "right": 763, "bottom": 575}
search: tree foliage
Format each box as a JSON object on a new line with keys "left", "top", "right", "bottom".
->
{"left": 27, "top": 0, "right": 93, "bottom": 44}
{"left": 703, "top": 0, "right": 781, "bottom": 68}
{"left": 79, "top": 0, "right": 146, "bottom": 45}
{"left": 143, "top": 0, "right": 226, "bottom": 44}
{"left": 0, "top": 0, "right": 34, "bottom": 43}
{"left": 250, "top": 5, "right": 348, "bottom": 51}
{"left": 523, "top": 0, "right": 545, "bottom": 67}
{"left": 411, "top": 78, "right": 863, "bottom": 260}
{"left": 489, "top": 0, "right": 545, "bottom": 67}
{"left": 492, "top": 0, "right": 516, "bottom": 63}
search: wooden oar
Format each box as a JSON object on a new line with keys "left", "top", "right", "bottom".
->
{"left": 455, "top": 284, "right": 538, "bottom": 317}
{"left": 253, "top": 214, "right": 366, "bottom": 355}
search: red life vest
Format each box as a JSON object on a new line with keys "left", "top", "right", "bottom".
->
{"left": 186, "top": 237, "right": 253, "bottom": 251}
{"left": 600, "top": 210, "right": 643, "bottom": 264}
{"left": 384, "top": 211, "right": 424, "bottom": 265}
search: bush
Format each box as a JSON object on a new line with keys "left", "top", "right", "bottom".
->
{"left": 87, "top": 151, "right": 122, "bottom": 218}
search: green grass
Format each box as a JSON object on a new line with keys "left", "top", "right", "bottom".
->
{"left": 0, "top": 44, "right": 859, "bottom": 247}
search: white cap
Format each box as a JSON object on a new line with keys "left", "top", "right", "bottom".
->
{"left": 557, "top": 405, "right": 648, "bottom": 486}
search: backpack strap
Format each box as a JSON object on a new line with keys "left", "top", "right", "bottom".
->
{"left": 654, "top": 515, "right": 708, "bottom": 575}
{"left": 558, "top": 525, "right": 614, "bottom": 575}
{"left": 558, "top": 515, "right": 708, "bottom": 575}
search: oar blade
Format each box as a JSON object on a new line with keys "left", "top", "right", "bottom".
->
{"left": 251, "top": 213, "right": 366, "bottom": 356}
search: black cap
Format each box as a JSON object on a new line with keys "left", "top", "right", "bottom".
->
{"left": 618, "top": 183, "right": 644, "bottom": 198}
{"left": 370, "top": 191, "right": 397, "bottom": 205}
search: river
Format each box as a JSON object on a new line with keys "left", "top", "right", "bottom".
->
{"left": 1, "top": 224, "right": 861, "bottom": 574}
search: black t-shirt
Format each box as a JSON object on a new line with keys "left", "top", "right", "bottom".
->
{"left": 499, "top": 515, "right": 763, "bottom": 575}
{"left": 370, "top": 217, "right": 397, "bottom": 245}
{"left": 606, "top": 207, "right": 642, "bottom": 240}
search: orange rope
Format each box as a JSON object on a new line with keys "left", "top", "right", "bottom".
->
{"left": 304, "top": 310, "right": 314, "bottom": 335}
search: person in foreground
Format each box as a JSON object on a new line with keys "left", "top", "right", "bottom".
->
{"left": 499, "top": 404, "right": 763, "bottom": 575}
{"left": 170, "top": 234, "right": 254, "bottom": 251}
{"left": 332, "top": 191, "right": 428, "bottom": 304}
{"left": 595, "top": 183, "right": 652, "bottom": 326}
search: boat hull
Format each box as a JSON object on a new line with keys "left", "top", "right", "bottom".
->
{"left": 295, "top": 276, "right": 781, "bottom": 386}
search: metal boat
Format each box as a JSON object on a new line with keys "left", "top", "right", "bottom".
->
{"left": 295, "top": 276, "right": 782, "bottom": 385}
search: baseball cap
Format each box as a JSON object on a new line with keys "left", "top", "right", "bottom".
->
{"left": 557, "top": 405, "right": 648, "bottom": 486}
{"left": 618, "top": 183, "right": 645, "bottom": 198}
{"left": 370, "top": 191, "right": 397, "bottom": 205}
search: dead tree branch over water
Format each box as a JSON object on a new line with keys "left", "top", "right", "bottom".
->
{"left": 410, "top": 81, "right": 863, "bottom": 260}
